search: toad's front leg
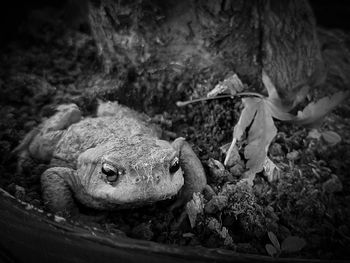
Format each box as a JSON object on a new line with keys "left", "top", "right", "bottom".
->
{"left": 41, "top": 167, "right": 78, "bottom": 216}
{"left": 170, "top": 137, "right": 207, "bottom": 210}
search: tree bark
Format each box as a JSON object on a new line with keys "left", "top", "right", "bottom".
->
{"left": 261, "top": 0, "right": 324, "bottom": 103}
{"left": 86, "top": 0, "right": 324, "bottom": 105}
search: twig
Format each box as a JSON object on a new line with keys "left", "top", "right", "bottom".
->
{"left": 176, "top": 92, "right": 263, "bottom": 107}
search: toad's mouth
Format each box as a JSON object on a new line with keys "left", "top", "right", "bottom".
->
{"left": 75, "top": 190, "right": 179, "bottom": 213}
{"left": 116, "top": 192, "right": 179, "bottom": 209}
{"left": 84, "top": 188, "right": 180, "bottom": 211}
{"left": 79, "top": 167, "right": 185, "bottom": 210}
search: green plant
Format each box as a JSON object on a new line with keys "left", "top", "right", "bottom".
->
{"left": 177, "top": 72, "right": 349, "bottom": 183}
{"left": 265, "top": 231, "right": 306, "bottom": 257}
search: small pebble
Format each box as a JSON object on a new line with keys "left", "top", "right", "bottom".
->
{"left": 269, "top": 143, "right": 284, "bottom": 156}
{"left": 322, "top": 174, "right": 343, "bottom": 194}
{"left": 229, "top": 163, "right": 244, "bottom": 177}
{"left": 14, "top": 185, "right": 26, "bottom": 200}
{"left": 286, "top": 150, "right": 299, "bottom": 161}
{"left": 186, "top": 193, "right": 204, "bottom": 228}
{"left": 54, "top": 215, "right": 66, "bottom": 223}
{"left": 207, "top": 158, "right": 226, "bottom": 182}
{"left": 204, "top": 195, "right": 228, "bottom": 214}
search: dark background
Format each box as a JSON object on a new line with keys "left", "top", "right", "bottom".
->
{"left": 0, "top": 0, "right": 350, "bottom": 47}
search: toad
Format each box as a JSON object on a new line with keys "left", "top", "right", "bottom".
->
{"left": 15, "top": 101, "right": 206, "bottom": 215}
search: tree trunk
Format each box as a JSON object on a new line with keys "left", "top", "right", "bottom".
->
{"left": 86, "top": 0, "right": 324, "bottom": 106}
{"left": 260, "top": 0, "right": 324, "bottom": 103}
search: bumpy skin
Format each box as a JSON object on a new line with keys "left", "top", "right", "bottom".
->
{"left": 18, "top": 102, "right": 206, "bottom": 214}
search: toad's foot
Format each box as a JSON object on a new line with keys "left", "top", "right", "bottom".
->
{"left": 41, "top": 167, "right": 78, "bottom": 216}
{"left": 170, "top": 137, "right": 207, "bottom": 210}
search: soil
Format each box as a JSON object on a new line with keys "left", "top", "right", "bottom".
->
{"left": 0, "top": 7, "right": 350, "bottom": 261}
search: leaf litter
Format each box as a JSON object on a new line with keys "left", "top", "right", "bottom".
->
{"left": 218, "top": 71, "right": 349, "bottom": 184}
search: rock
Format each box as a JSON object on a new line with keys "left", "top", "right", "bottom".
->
{"left": 207, "top": 158, "right": 231, "bottom": 183}
{"left": 286, "top": 150, "right": 299, "bottom": 161}
{"left": 207, "top": 217, "right": 221, "bottom": 232}
{"left": 229, "top": 163, "right": 244, "bottom": 177}
{"left": 204, "top": 195, "right": 228, "bottom": 214}
{"left": 54, "top": 215, "right": 66, "bottom": 223}
{"left": 208, "top": 158, "right": 225, "bottom": 178}
{"left": 222, "top": 227, "right": 234, "bottom": 248}
{"left": 307, "top": 129, "right": 321, "bottom": 140}
{"left": 207, "top": 217, "right": 234, "bottom": 248}
{"left": 322, "top": 174, "right": 343, "bottom": 194}
{"left": 186, "top": 192, "right": 204, "bottom": 228}
{"left": 269, "top": 143, "right": 284, "bottom": 156}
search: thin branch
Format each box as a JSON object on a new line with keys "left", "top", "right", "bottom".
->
{"left": 176, "top": 92, "right": 264, "bottom": 107}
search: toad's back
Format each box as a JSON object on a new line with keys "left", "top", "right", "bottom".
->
{"left": 52, "top": 114, "right": 160, "bottom": 168}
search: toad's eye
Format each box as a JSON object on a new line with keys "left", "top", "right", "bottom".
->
{"left": 169, "top": 157, "right": 180, "bottom": 174}
{"left": 101, "top": 163, "right": 124, "bottom": 183}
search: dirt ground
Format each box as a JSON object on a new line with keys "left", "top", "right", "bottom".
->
{"left": 0, "top": 8, "right": 350, "bottom": 260}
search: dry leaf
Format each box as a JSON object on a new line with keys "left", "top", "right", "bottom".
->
{"left": 207, "top": 74, "right": 244, "bottom": 98}
{"left": 262, "top": 72, "right": 348, "bottom": 127}
{"left": 296, "top": 91, "right": 350, "bottom": 127}
{"left": 224, "top": 72, "right": 346, "bottom": 185}
{"left": 225, "top": 97, "right": 277, "bottom": 182}
{"left": 265, "top": 99, "right": 295, "bottom": 121}
{"left": 224, "top": 97, "right": 259, "bottom": 166}
{"left": 233, "top": 97, "right": 260, "bottom": 140}
{"left": 262, "top": 70, "right": 279, "bottom": 101}
{"left": 321, "top": 130, "right": 342, "bottom": 146}
{"left": 244, "top": 98, "right": 277, "bottom": 176}
{"left": 263, "top": 70, "right": 293, "bottom": 113}
{"left": 268, "top": 231, "right": 281, "bottom": 251}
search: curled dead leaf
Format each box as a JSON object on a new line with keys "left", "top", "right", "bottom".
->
{"left": 268, "top": 231, "right": 281, "bottom": 251}
{"left": 296, "top": 91, "right": 350, "bottom": 127}
{"left": 207, "top": 74, "right": 244, "bottom": 98}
